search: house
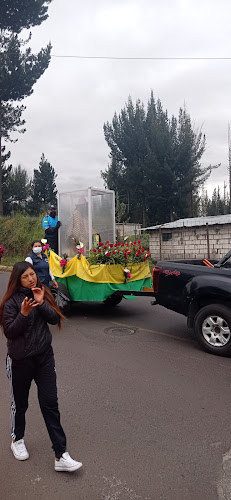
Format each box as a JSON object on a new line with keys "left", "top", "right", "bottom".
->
{"left": 142, "top": 214, "right": 231, "bottom": 261}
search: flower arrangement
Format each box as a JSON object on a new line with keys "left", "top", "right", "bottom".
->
{"left": 59, "top": 258, "right": 68, "bottom": 273}
{"left": 87, "top": 240, "right": 151, "bottom": 283}
{"left": 72, "top": 237, "right": 84, "bottom": 258}
{"left": 41, "top": 239, "right": 50, "bottom": 256}
{"left": 124, "top": 267, "right": 131, "bottom": 283}
{"left": 88, "top": 240, "right": 151, "bottom": 266}
{"left": 0, "top": 244, "right": 5, "bottom": 262}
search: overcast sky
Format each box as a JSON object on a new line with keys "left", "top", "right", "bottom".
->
{"left": 7, "top": 0, "right": 231, "bottom": 199}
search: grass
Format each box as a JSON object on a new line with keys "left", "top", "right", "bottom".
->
{"left": 0, "top": 213, "right": 44, "bottom": 261}
{"left": 1, "top": 255, "right": 25, "bottom": 267}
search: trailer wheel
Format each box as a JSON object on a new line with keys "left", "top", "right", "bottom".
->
{"left": 194, "top": 304, "right": 231, "bottom": 356}
{"left": 104, "top": 295, "right": 123, "bottom": 307}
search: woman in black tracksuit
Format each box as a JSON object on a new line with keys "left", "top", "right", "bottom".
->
{"left": 0, "top": 261, "right": 82, "bottom": 472}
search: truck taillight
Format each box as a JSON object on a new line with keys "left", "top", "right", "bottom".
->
{"left": 153, "top": 266, "right": 162, "bottom": 292}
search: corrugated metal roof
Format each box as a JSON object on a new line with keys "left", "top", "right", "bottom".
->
{"left": 142, "top": 214, "right": 231, "bottom": 231}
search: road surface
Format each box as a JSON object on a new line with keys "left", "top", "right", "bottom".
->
{"left": 0, "top": 271, "right": 231, "bottom": 500}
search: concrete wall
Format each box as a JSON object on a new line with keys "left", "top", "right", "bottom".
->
{"left": 116, "top": 223, "right": 141, "bottom": 238}
{"left": 149, "top": 224, "right": 231, "bottom": 261}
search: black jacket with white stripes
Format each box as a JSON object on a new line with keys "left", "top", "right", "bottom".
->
{"left": 2, "top": 287, "right": 59, "bottom": 360}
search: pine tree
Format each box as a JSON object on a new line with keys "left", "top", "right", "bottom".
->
{"left": 4, "top": 164, "right": 30, "bottom": 213}
{"left": 29, "top": 154, "right": 57, "bottom": 214}
{"left": 0, "top": 0, "right": 52, "bottom": 32}
{"left": 0, "top": 1, "right": 53, "bottom": 215}
{"left": 102, "top": 92, "right": 214, "bottom": 225}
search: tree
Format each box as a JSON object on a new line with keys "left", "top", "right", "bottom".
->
{"left": 115, "top": 192, "right": 126, "bottom": 223}
{"left": 198, "top": 184, "right": 230, "bottom": 216}
{"left": 0, "top": 1, "right": 53, "bottom": 215}
{"left": 29, "top": 154, "right": 57, "bottom": 214}
{"left": 102, "top": 92, "right": 215, "bottom": 226}
{"left": 0, "top": 0, "right": 52, "bottom": 32}
{"left": 6, "top": 165, "right": 31, "bottom": 212}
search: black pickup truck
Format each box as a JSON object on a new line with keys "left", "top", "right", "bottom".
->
{"left": 153, "top": 250, "right": 231, "bottom": 356}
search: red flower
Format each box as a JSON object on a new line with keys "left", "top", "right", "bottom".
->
{"left": 136, "top": 252, "right": 140, "bottom": 257}
{"left": 123, "top": 251, "right": 127, "bottom": 256}
{"left": 121, "top": 243, "right": 124, "bottom": 247}
{"left": 114, "top": 243, "right": 117, "bottom": 247}
{"left": 130, "top": 242, "right": 133, "bottom": 245}
{"left": 126, "top": 243, "right": 129, "bottom": 246}
{"left": 143, "top": 256, "right": 147, "bottom": 261}
{"left": 142, "top": 248, "right": 145, "bottom": 252}
{"left": 112, "top": 250, "right": 116, "bottom": 254}
{"left": 117, "top": 242, "right": 121, "bottom": 246}
{"left": 138, "top": 240, "right": 141, "bottom": 244}
{"left": 133, "top": 247, "right": 136, "bottom": 251}
{"left": 127, "top": 250, "right": 131, "bottom": 255}
{"left": 110, "top": 243, "right": 114, "bottom": 248}
{"left": 106, "top": 252, "right": 111, "bottom": 257}
{"left": 139, "top": 245, "right": 142, "bottom": 249}
{"left": 98, "top": 249, "right": 102, "bottom": 253}
{"left": 60, "top": 259, "right": 67, "bottom": 267}
{"left": 134, "top": 241, "right": 137, "bottom": 244}
{"left": 93, "top": 248, "right": 96, "bottom": 253}
{"left": 99, "top": 242, "right": 104, "bottom": 246}
{"left": 105, "top": 241, "right": 109, "bottom": 244}
{"left": 103, "top": 245, "right": 107, "bottom": 249}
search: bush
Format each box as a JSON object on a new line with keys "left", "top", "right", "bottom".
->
{"left": 0, "top": 213, "right": 44, "bottom": 259}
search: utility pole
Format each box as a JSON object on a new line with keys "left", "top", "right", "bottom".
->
{"left": 224, "top": 181, "right": 227, "bottom": 213}
{"left": 228, "top": 123, "right": 231, "bottom": 213}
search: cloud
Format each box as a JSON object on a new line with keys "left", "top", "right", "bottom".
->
{"left": 7, "top": 0, "right": 231, "bottom": 199}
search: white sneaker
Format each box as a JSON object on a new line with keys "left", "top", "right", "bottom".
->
{"left": 11, "top": 439, "right": 29, "bottom": 461}
{"left": 55, "top": 452, "right": 83, "bottom": 472}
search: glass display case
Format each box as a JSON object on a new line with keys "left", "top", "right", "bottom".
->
{"left": 58, "top": 188, "right": 115, "bottom": 257}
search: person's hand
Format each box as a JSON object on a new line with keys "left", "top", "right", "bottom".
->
{"left": 56, "top": 221, "right": 61, "bottom": 228}
{"left": 32, "top": 286, "right": 45, "bottom": 305}
{"left": 52, "top": 279, "right": 58, "bottom": 289}
{"left": 21, "top": 297, "right": 39, "bottom": 317}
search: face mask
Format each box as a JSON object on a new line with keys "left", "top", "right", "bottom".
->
{"left": 33, "top": 247, "right": 42, "bottom": 254}
{"left": 50, "top": 211, "right": 56, "bottom": 218}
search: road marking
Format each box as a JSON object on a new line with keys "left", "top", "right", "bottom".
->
{"left": 110, "top": 320, "right": 191, "bottom": 342}
{"left": 217, "top": 449, "right": 231, "bottom": 499}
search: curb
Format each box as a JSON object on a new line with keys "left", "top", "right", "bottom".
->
{"left": 0, "top": 265, "right": 13, "bottom": 272}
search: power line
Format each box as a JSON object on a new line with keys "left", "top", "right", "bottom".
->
{"left": 51, "top": 54, "right": 231, "bottom": 60}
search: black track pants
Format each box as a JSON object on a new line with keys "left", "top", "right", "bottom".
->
{"left": 6, "top": 345, "right": 66, "bottom": 458}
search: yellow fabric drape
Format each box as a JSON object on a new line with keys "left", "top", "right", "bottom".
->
{"left": 48, "top": 251, "right": 151, "bottom": 284}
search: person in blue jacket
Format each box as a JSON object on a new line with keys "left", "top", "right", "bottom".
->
{"left": 25, "top": 240, "right": 58, "bottom": 289}
{"left": 42, "top": 205, "right": 61, "bottom": 254}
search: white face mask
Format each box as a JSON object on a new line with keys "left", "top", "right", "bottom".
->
{"left": 33, "top": 247, "right": 42, "bottom": 254}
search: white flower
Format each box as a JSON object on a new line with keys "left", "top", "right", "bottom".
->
{"left": 41, "top": 239, "right": 47, "bottom": 244}
{"left": 124, "top": 236, "right": 128, "bottom": 241}
{"left": 76, "top": 241, "right": 84, "bottom": 250}
{"left": 124, "top": 267, "right": 130, "bottom": 273}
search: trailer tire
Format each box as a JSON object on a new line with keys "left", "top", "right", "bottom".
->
{"left": 194, "top": 304, "right": 231, "bottom": 356}
{"left": 104, "top": 295, "right": 123, "bottom": 307}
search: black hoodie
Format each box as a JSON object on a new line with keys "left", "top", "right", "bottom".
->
{"left": 2, "top": 287, "right": 59, "bottom": 360}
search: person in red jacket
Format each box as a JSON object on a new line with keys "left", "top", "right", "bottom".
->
{"left": 0, "top": 261, "right": 83, "bottom": 472}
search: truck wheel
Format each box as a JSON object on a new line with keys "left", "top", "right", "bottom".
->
{"left": 104, "top": 295, "right": 123, "bottom": 307}
{"left": 194, "top": 304, "right": 231, "bottom": 356}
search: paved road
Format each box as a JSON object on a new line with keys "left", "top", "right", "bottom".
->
{"left": 0, "top": 271, "right": 231, "bottom": 500}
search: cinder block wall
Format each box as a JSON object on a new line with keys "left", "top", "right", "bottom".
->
{"left": 149, "top": 225, "right": 231, "bottom": 261}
